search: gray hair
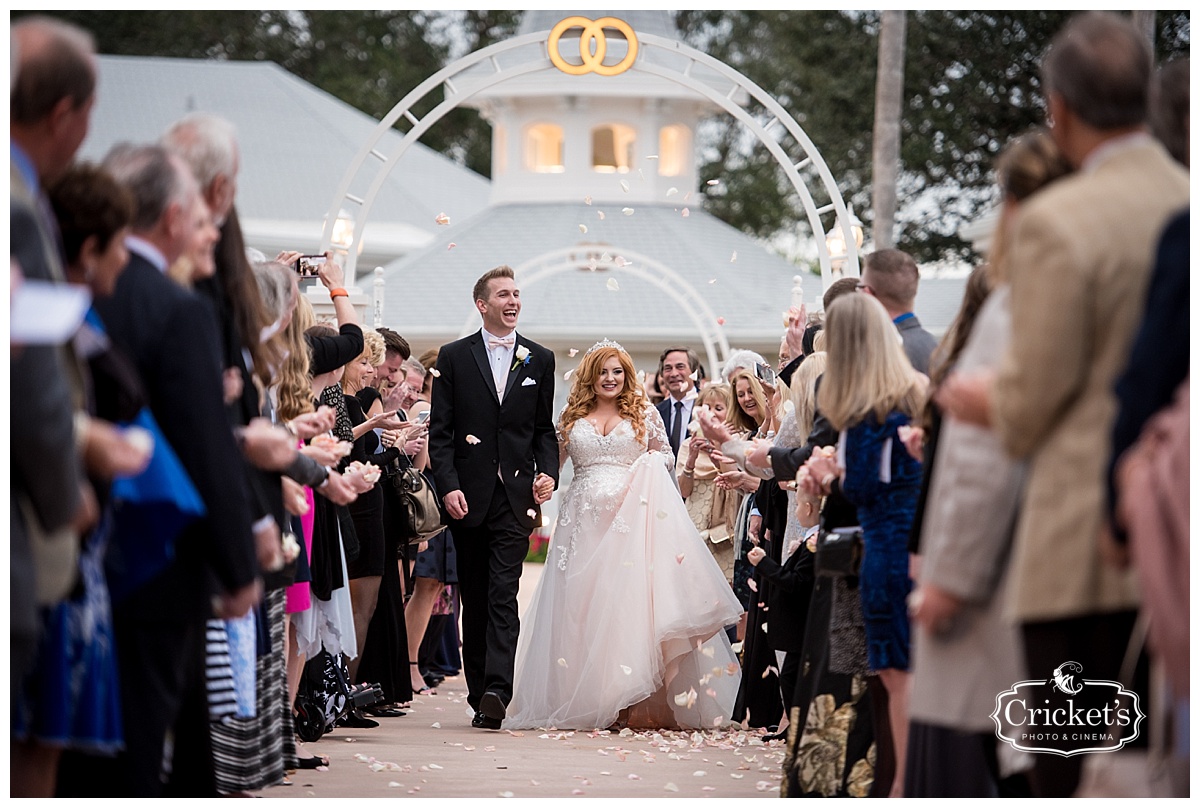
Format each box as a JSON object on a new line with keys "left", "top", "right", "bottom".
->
{"left": 101, "top": 142, "right": 197, "bottom": 232}
{"left": 721, "top": 349, "right": 767, "bottom": 382}
{"left": 252, "top": 261, "right": 298, "bottom": 323}
{"left": 161, "top": 112, "right": 238, "bottom": 189}
{"left": 401, "top": 356, "right": 427, "bottom": 379}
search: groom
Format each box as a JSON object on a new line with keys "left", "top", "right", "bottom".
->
{"left": 428, "top": 265, "right": 559, "bottom": 730}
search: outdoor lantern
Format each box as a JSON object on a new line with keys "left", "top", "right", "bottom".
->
{"left": 824, "top": 206, "right": 864, "bottom": 275}
{"left": 330, "top": 208, "right": 355, "bottom": 251}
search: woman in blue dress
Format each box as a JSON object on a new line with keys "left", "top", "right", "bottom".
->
{"left": 801, "top": 292, "right": 925, "bottom": 797}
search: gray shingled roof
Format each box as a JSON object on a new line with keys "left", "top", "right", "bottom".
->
{"left": 518, "top": 10, "right": 678, "bottom": 39}
{"left": 381, "top": 200, "right": 815, "bottom": 345}
{"left": 78, "top": 55, "right": 490, "bottom": 250}
{"left": 380, "top": 199, "right": 967, "bottom": 345}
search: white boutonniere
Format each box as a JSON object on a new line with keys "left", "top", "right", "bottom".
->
{"left": 512, "top": 345, "right": 531, "bottom": 372}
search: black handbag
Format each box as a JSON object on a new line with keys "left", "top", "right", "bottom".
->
{"left": 815, "top": 526, "right": 864, "bottom": 579}
{"left": 390, "top": 466, "right": 447, "bottom": 545}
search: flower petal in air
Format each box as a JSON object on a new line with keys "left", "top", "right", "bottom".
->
{"left": 568, "top": 348, "right": 579, "bottom": 357}
{"left": 579, "top": 224, "right": 588, "bottom": 234}
{"left": 606, "top": 278, "right": 620, "bottom": 292}
{"left": 682, "top": 207, "right": 690, "bottom": 218}
{"left": 716, "top": 316, "right": 725, "bottom": 325}
{"left": 747, "top": 578, "right": 758, "bottom": 592}
{"left": 465, "top": 435, "right": 481, "bottom": 445}
{"left": 557, "top": 658, "right": 569, "bottom": 668}
{"left": 730, "top": 251, "right": 737, "bottom": 263}
{"left": 620, "top": 664, "right": 632, "bottom": 675}
{"left": 620, "top": 180, "right": 630, "bottom": 192}
{"left": 707, "top": 179, "right": 720, "bottom": 186}
{"left": 675, "top": 553, "right": 685, "bottom": 564}
{"left": 435, "top": 212, "right": 450, "bottom": 225}
{"left": 622, "top": 207, "right": 634, "bottom": 216}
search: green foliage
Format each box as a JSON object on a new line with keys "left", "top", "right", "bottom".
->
{"left": 679, "top": 10, "right": 1190, "bottom": 263}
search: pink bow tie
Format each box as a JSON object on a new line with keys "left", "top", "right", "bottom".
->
{"left": 488, "top": 337, "right": 515, "bottom": 349}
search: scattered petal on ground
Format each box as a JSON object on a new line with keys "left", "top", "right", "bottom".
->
{"left": 431, "top": 722, "right": 441, "bottom": 728}
{"left": 389, "top": 782, "right": 402, "bottom": 788}
{"left": 664, "top": 783, "right": 679, "bottom": 792}
{"left": 499, "top": 791, "right": 515, "bottom": 798}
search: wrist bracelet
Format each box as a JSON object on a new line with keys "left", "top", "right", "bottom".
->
{"left": 329, "top": 287, "right": 349, "bottom": 299}
{"left": 682, "top": 467, "right": 694, "bottom": 477}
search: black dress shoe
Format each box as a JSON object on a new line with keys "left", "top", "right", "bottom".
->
{"left": 480, "top": 691, "right": 507, "bottom": 722}
{"left": 471, "top": 710, "right": 502, "bottom": 730}
{"left": 337, "top": 709, "right": 379, "bottom": 729}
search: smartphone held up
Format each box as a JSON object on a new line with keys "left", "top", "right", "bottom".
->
{"left": 294, "top": 254, "right": 326, "bottom": 277}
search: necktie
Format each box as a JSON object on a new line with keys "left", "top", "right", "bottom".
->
{"left": 670, "top": 400, "right": 683, "bottom": 456}
{"left": 488, "top": 336, "right": 515, "bottom": 349}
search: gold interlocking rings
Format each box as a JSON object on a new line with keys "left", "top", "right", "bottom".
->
{"left": 547, "top": 16, "right": 639, "bottom": 77}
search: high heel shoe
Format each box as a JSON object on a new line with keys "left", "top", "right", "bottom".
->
{"left": 410, "top": 661, "right": 436, "bottom": 696}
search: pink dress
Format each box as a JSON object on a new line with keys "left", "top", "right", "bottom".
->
{"left": 285, "top": 486, "right": 315, "bottom": 614}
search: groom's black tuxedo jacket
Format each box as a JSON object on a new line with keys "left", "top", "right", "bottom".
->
{"left": 428, "top": 330, "right": 558, "bottom": 530}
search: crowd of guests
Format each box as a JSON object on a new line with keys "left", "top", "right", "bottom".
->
{"left": 10, "top": 11, "right": 1188, "bottom": 799}
{"left": 653, "top": 11, "right": 1189, "bottom": 800}
{"left": 10, "top": 16, "right": 459, "bottom": 797}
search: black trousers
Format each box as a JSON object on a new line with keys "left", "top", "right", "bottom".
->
{"left": 451, "top": 482, "right": 530, "bottom": 711}
{"left": 1021, "top": 610, "right": 1142, "bottom": 798}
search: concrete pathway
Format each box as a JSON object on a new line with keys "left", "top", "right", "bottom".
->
{"left": 256, "top": 564, "right": 786, "bottom": 799}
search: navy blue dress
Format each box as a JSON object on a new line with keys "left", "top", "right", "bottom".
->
{"left": 839, "top": 410, "right": 921, "bottom": 672}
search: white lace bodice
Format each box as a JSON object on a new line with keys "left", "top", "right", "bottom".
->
{"left": 552, "top": 404, "right": 672, "bottom": 570}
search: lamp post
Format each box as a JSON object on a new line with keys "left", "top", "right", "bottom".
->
{"left": 824, "top": 206, "right": 864, "bottom": 277}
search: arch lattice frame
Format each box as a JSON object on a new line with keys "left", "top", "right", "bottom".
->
{"left": 322, "top": 24, "right": 860, "bottom": 366}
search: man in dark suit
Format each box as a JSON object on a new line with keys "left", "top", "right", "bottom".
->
{"left": 9, "top": 16, "right": 97, "bottom": 693}
{"left": 428, "top": 265, "right": 558, "bottom": 730}
{"left": 655, "top": 346, "right": 700, "bottom": 459}
{"left": 856, "top": 249, "right": 937, "bottom": 374}
{"left": 80, "top": 144, "right": 260, "bottom": 795}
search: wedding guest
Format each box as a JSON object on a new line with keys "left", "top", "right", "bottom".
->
{"left": 655, "top": 346, "right": 700, "bottom": 459}
{"left": 856, "top": 249, "right": 936, "bottom": 374}
{"left": 678, "top": 383, "right": 740, "bottom": 586}
{"left": 937, "top": 13, "right": 1188, "bottom": 796}
{"left": 13, "top": 162, "right": 147, "bottom": 798}
{"left": 801, "top": 293, "right": 926, "bottom": 797}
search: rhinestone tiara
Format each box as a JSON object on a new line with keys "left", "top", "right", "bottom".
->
{"left": 584, "top": 338, "right": 626, "bottom": 356}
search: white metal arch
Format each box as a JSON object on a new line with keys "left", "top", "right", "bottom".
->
{"left": 455, "top": 246, "right": 731, "bottom": 372}
{"left": 322, "top": 21, "right": 860, "bottom": 296}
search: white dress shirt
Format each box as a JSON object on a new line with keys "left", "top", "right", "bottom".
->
{"left": 481, "top": 326, "right": 516, "bottom": 397}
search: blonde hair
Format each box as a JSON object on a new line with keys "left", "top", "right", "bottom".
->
{"left": 817, "top": 295, "right": 925, "bottom": 432}
{"left": 789, "top": 351, "right": 828, "bottom": 437}
{"left": 276, "top": 294, "right": 315, "bottom": 422}
{"left": 695, "top": 382, "right": 732, "bottom": 418}
{"left": 361, "top": 329, "right": 385, "bottom": 368}
{"left": 558, "top": 347, "right": 647, "bottom": 447}
{"left": 728, "top": 368, "right": 768, "bottom": 433}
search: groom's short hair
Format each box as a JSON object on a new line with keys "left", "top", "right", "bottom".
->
{"left": 473, "top": 264, "right": 515, "bottom": 303}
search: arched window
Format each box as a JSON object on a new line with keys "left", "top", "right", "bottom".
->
{"left": 592, "top": 124, "right": 636, "bottom": 173}
{"left": 526, "top": 123, "right": 564, "bottom": 173}
{"left": 658, "top": 124, "right": 690, "bottom": 177}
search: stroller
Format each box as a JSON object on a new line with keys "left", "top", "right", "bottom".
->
{"left": 293, "top": 650, "right": 385, "bottom": 742}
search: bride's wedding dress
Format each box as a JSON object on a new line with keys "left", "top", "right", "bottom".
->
{"left": 504, "top": 404, "right": 744, "bottom": 730}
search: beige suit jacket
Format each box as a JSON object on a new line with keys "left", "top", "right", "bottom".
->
{"left": 992, "top": 138, "right": 1189, "bottom": 623}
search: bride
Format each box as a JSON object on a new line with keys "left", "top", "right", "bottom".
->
{"left": 504, "top": 340, "right": 744, "bottom": 731}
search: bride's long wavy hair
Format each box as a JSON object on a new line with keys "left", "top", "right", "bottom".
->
{"left": 558, "top": 346, "right": 647, "bottom": 447}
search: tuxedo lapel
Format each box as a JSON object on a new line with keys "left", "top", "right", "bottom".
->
{"left": 469, "top": 332, "right": 501, "bottom": 406}
{"left": 500, "top": 333, "right": 524, "bottom": 406}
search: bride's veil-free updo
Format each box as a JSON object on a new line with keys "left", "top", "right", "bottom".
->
{"left": 558, "top": 341, "right": 647, "bottom": 447}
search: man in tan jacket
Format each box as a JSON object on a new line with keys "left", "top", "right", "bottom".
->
{"left": 938, "top": 11, "right": 1188, "bottom": 797}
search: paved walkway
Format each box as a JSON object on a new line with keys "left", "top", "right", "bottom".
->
{"left": 256, "top": 564, "right": 786, "bottom": 799}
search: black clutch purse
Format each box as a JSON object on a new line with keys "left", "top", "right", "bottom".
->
{"left": 815, "top": 527, "right": 864, "bottom": 579}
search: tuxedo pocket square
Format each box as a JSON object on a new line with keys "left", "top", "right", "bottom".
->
{"left": 521, "top": 377, "right": 537, "bottom": 387}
